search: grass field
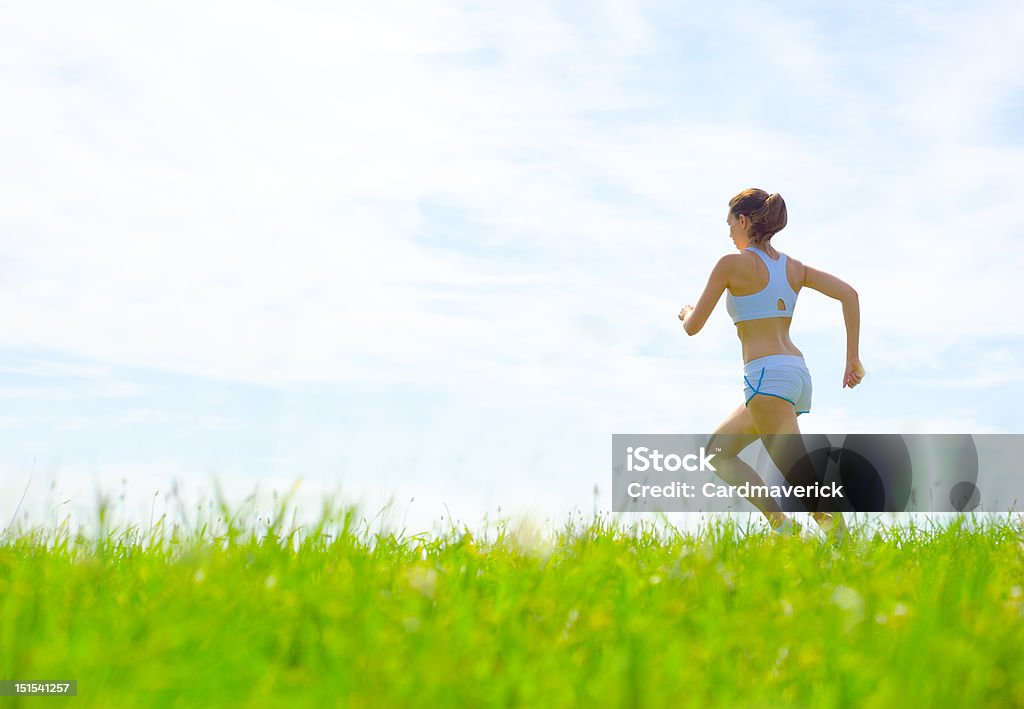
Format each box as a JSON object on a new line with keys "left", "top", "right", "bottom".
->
{"left": 2, "top": 497, "right": 1023, "bottom": 708}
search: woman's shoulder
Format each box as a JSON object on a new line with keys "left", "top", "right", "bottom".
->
{"left": 716, "top": 252, "right": 751, "bottom": 272}
{"left": 780, "top": 250, "right": 803, "bottom": 267}
{"left": 780, "top": 252, "right": 806, "bottom": 290}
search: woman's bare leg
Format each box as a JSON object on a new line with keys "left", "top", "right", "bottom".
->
{"left": 746, "top": 396, "right": 848, "bottom": 540}
{"left": 707, "top": 404, "right": 790, "bottom": 529}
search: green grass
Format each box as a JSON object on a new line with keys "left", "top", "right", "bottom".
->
{"left": 1, "top": 495, "right": 1023, "bottom": 708}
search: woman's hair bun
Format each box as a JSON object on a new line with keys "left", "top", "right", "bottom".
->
{"left": 729, "top": 188, "right": 787, "bottom": 244}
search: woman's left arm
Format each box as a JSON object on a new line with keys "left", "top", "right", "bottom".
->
{"left": 679, "top": 256, "right": 732, "bottom": 336}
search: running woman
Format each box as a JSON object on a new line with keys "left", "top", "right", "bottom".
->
{"left": 678, "top": 188, "right": 864, "bottom": 539}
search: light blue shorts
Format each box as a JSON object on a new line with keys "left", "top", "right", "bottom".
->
{"left": 743, "top": 354, "right": 812, "bottom": 414}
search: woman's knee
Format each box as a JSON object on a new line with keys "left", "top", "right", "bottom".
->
{"left": 707, "top": 431, "right": 758, "bottom": 459}
{"left": 707, "top": 405, "right": 758, "bottom": 457}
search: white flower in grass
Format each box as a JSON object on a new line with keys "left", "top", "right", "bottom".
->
{"left": 406, "top": 566, "right": 438, "bottom": 599}
{"left": 830, "top": 585, "right": 864, "bottom": 629}
{"left": 509, "top": 517, "right": 554, "bottom": 560}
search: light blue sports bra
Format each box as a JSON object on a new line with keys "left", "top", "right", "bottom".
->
{"left": 725, "top": 247, "right": 798, "bottom": 324}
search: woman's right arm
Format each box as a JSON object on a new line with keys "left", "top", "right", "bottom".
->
{"left": 802, "top": 265, "right": 864, "bottom": 389}
{"left": 679, "top": 255, "right": 733, "bottom": 336}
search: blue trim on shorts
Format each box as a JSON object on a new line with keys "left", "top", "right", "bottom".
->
{"left": 745, "top": 366, "right": 799, "bottom": 407}
{"left": 742, "top": 361, "right": 811, "bottom": 414}
{"left": 745, "top": 392, "right": 797, "bottom": 407}
{"left": 743, "top": 367, "right": 766, "bottom": 395}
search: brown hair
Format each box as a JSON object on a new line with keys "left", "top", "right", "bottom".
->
{"left": 728, "top": 188, "right": 788, "bottom": 246}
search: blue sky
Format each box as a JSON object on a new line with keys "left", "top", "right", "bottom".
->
{"left": 1, "top": 1, "right": 1022, "bottom": 533}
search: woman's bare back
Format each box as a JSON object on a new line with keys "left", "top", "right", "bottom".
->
{"left": 726, "top": 247, "right": 806, "bottom": 363}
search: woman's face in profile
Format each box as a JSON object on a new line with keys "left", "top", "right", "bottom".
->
{"left": 727, "top": 212, "right": 749, "bottom": 250}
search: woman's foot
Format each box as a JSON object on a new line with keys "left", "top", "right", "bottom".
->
{"left": 768, "top": 514, "right": 801, "bottom": 536}
{"left": 812, "top": 512, "right": 848, "bottom": 543}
